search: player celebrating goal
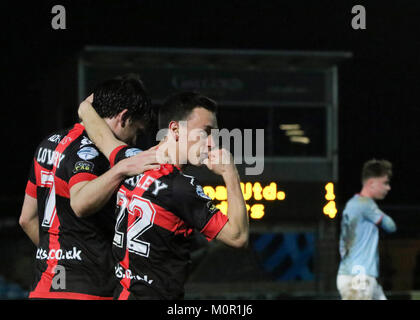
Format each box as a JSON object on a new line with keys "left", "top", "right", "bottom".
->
{"left": 337, "top": 159, "right": 397, "bottom": 300}
{"left": 78, "top": 92, "right": 249, "bottom": 300}
{"left": 19, "top": 75, "right": 159, "bottom": 299}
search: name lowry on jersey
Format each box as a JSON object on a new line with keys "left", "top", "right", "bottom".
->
{"left": 37, "top": 147, "right": 65, "bottom": 168}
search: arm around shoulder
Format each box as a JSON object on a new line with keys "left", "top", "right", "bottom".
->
{"left": 78, "top": 99, "right": 126, "bottom": 160}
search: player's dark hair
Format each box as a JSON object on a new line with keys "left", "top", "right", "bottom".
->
{"left": 158, "top": 92, "right": 217, "bottom": 129}
{"left": 361, "top": 159, "right": 393, "bottom": 183}
{"left": 92, "top": 74, "right": 155, "bottom": 127}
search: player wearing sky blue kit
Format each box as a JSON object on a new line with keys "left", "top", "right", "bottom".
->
{"left": 337, "top": 159, "right": 396, "bottom": 300}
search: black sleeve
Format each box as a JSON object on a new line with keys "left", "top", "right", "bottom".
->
{"left": 109, "top": 145, "right": 142, "bottom": 167}
{"left": 171, "top": 173, "right": 228, "bottom": 241}
{"left": 65, "top": 144, "right": 111, "bottom": 189}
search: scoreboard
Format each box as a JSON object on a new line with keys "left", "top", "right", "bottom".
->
{"left": 202, "top": 181, "right": 337, "bottom": 224}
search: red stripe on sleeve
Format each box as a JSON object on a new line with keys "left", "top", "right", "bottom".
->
{"left": 110, "top": 145, "right": 127, "bottom": 168}
{"left": 25, "top": 180, "right": 37, "bottom": 198}
{"left": 200, "top": 211, "right": 229, "bottom": 241}
{"left": 68, "top": 172, "right": 98, "bottom": 189}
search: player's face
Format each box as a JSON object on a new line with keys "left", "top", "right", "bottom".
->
{"left": 183, "top": 107, "right": 217, "bottom": 166}
{"left": 370, "top": 175, "right": 391, "bottom": 200}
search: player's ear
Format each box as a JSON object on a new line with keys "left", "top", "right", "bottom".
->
{"left": 117, "top": 109, "right": 129, "bottom": 128}
{"left": 366, "top": 178, "right": 376, "bottom": 190}
{"left": 168, "top": 121, "right": 179, "bottom": 141}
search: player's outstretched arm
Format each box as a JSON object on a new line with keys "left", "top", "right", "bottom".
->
{"left": 205, "top": 149, "right": 249, "bottom": 248}
{"left": 70, "top": 150, "right": 160, "bottom": 218}
{"left": 78, "top": 97, "right": 125, "bottom": 160}
{"left": 19, "top": 194, "right": 39, "bottom": 246}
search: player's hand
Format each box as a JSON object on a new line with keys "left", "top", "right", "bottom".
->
{"left": 118, "top": 146, "right": 161, "bottom": 177}
{"left": 78, "top": 94, "right": 94, "bottom": 120}
{"left": 204, "top": 148, "right": 237, "bottom": 177}
{"left": 85, "top": 94, "right": 93, "bottom": 103}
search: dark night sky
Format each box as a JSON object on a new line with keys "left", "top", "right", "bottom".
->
{"left": 2, "top": 0, "right": 420, "bottom": 210}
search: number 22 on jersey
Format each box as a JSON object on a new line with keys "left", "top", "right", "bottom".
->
{"left": 113, "top": 190, "right": 156, "bottom": 257}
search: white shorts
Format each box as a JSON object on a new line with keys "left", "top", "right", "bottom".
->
{"left": 336, "top": 274, "right": 387, "bottom": 300}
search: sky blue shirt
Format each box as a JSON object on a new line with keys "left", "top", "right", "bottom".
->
{"left": 338, "top": 194, "right": 396, "bottom": 278}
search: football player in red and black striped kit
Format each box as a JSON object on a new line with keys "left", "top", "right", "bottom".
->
{"left": 78, "top": 92, "right": 249, "bottom": 300}
{"left": 19, "top": 75, "right": 159, "bottom": 299}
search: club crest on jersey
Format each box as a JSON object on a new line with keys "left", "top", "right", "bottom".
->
{"left": 125, "top": 148, "right": 142, "bottom": 158}
{"left": 206, "top": 201, "right": 219, "bottom": 214}
{"left": 80, "top": 136, "right": 94, "bottom": 147}
{"left": 73, "top": 160, "right": 94, "bottom": 174}
{"left": 196, "top": 185, "right": 211, "bottom": 200}
{"left": 77, "top": 147, "right": 99, "bottom": 160}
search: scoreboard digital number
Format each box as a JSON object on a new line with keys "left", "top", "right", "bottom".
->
{"left": 203, "top": 182, "right": 337, "bottom": 222}
{"left": 323, "top": 182, "right": 337, "bottom": 219}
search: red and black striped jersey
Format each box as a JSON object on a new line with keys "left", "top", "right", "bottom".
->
{"left": 109, "top": 145, "right": 228, "bottom": 300}
{"left": 25, "top": 123, "right": 116, "bottom": 300}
